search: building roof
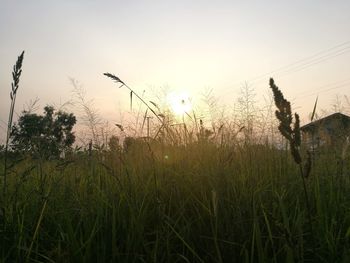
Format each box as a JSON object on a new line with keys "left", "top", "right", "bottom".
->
{"left": 301, "top": 112, "right": 350, "bottom": 132}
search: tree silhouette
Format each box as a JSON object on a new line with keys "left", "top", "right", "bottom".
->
{"left": 11, "top": 106, "right": 76, "bottom": 159}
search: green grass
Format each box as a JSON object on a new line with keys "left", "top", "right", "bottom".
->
{"left": 1, "top": 140, "right": 350, "bottom": 262}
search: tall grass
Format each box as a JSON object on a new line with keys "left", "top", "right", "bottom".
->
{"left": 269, "top": 78, "right": 315, "bottom": 255}
{"left": 3, "top": 51, "right": 24, "bottom": 200}
{"left": 1, "top": 50, "right": 24, "bottom": 262}
{"left": 1, "top": 72, "right": 350, "bottom": 262}
{"left": 1, "top": 124, "right": 350, "bottom": 262}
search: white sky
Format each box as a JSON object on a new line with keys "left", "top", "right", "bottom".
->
{"left": 1, "top": 0, "right": 350, "bottom": 142}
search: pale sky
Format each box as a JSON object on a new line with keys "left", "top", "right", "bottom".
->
{"left": 1, "top": 0, "right": 350, "bottom": 142}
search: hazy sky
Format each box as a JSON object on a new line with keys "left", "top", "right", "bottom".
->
{"left": 1, "top": 0, "right": 350, "bottom": 142}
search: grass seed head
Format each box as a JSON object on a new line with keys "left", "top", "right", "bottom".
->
{"left": 270, "top": 78, "right": 302, "bottom": 165}
{"left": 103, "top": 72, "right": 125, "bottom": 85}
{"left": 11, "top": 51, "right": 25, "bottom": 97}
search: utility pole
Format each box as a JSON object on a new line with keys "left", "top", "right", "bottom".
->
{"left": 146, "top": 116, "right": 152, "bottom": 139}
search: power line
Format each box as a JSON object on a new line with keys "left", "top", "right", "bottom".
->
{"left": 294, "top": 82, "right": 350, "bottom": 102}
{"left": 250, "top": 46, "right": 350, "bottom": 87}
{"left": 247, "top": 41, "right": 350, "bottom": 84}
{"left": 293, "top": 78, "right": 350, "bottom": 99}
{"left": 219, "top": 40, "right": 350, "bottom": 98}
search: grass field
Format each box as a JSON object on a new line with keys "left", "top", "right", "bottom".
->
{"left": 1, "top": 134, "right": 350, "bottom": 262}
{"left": 2, "top": 54, "right": 350, "bottom": 262}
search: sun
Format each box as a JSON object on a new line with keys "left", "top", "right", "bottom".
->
{"left": 167, "top": 91, "right": 192, "bottom": 115}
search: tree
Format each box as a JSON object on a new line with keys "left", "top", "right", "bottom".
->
{"left": 11, "top": 106, "right": 76, "bottom": 158}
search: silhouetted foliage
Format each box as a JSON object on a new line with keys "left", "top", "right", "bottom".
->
{"left": 123, "top": 136, "right": 138, "bottom": 153}
{"left": 11, "top": 106, "right": 76, "bottom": 158}
{"left": 108, "top": 135, "right": 120, "bottom": 152}
{"left": 269, "top": 78, "right": 302, "bottom": 164}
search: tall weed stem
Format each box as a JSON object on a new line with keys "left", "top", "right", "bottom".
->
{"left": 3, "top": 51, "right": 24, "bottom": 204}
{"left": 269, "top": 78, "right": 315, "bottom": 254}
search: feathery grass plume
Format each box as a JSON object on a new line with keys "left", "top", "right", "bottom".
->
{"left": 269, "top": 77, "right": 315, "bottom": 253}
{"left": 103, "top": 73, "right": 125, "bottom": 85}
{"left": 3, "top": 51, "right": 25, "bottom": 196}
{"left": 70, "top": 78, "right": 102, "bottom": 144}
{"left": 269, "top": 78, "right": 302, "bottom": 164}
{"left": 7, "top": 51, "right": 25, "bottom": 144}
{"left": 104, "top": 73, "right": 161, "bottom": 121}
{"left": 104, "top": 73, "right": 168, "bottom": 140}
{"left": 2, "top": 51, "right": 24, "bottom": 250}
{"left": 270, "top": 77, "right": 312, "bottom": 177}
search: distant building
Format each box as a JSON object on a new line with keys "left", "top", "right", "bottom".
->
{"left": 301, "top": 112, "right": 350, "bottom": 148}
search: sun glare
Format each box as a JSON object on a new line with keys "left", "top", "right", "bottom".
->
{"left": 167, "top": 91, "right": 192, "bottom": 115}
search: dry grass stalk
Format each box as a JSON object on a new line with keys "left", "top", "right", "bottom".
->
{"left": 3, "top": 51, "right": 25, "bottom": 198}
{"left": 104, "top": 73, "right": 174, "bottom": 141}
{"left": 269, "top": 77, "right": 315, "bottom": 253}
{"left": 104, "top": 73, "right": 162, "bottom": 123}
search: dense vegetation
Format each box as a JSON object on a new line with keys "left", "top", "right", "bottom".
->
{"left": 1, "top": 52, "right": 350, "bottom": 262}
{"left": 1, "top": 135, "right": 350, "bottom": 262}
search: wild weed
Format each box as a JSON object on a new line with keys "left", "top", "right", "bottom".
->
{"left": 2, "top": 51, "right": 25, "bottom": 210}
{"left": 269, "top": 77, "right": 315, "bottom": 253}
